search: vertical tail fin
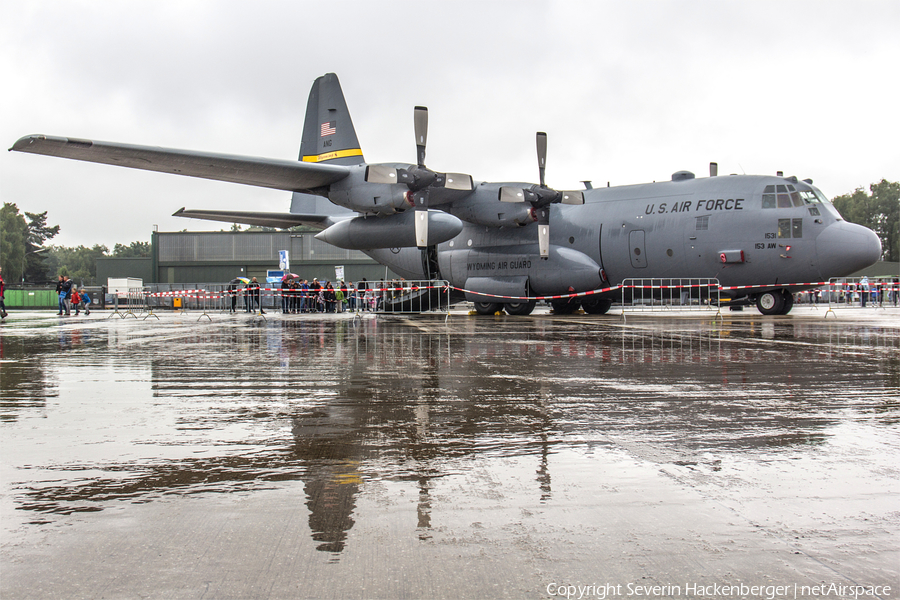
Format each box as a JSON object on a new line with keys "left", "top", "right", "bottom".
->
{"left": 299, "top": 73, "right": 364, "bottom": 165}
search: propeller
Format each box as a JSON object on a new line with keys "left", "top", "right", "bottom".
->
{"left": 364, "top": 106, "right": 473, "bottom": 248}
{"left": 499, "top": 132, "right": 584, "bottom": 258}
{"left": 409, "top": 107, "right": 436, "bottom": 247}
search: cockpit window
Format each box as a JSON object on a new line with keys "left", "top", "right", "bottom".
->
{"left": 762, "top": 184, "right": 828, "bottom": 209}
{"left": 800, "top": 190, "right": 820, "bottom": 203}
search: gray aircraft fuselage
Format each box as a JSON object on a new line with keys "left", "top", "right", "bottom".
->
{"left": 10, "top": 72, "right": 882, "bottom": 315}
{"left": 362, "top": 170, "right": 880, "bottom": 303}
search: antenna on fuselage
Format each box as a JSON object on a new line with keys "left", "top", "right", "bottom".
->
{"left": 709, "top": 162, "right": 718, "bottom": 177}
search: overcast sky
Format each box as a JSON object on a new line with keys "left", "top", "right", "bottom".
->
{"left": 2, "top": 1, "right": 898, "bottom": 248}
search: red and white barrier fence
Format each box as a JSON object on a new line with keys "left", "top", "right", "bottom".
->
{"left": 137, "top": 277, "right": 899, "bottom": 314}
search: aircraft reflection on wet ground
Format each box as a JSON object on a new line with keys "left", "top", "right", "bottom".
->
{"left": 1, "top": 310, "right": 898, "bottom": 597}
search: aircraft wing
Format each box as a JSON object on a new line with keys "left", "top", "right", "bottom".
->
{"left": 173, "top": 208, "right": 342, "bottom": 230}
{"left": 10, "top": 135, "right": 350, "bottom": 193}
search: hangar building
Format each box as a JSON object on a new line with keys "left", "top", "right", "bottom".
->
{"left": 97, "top": 230, "right": 397, "bottom": 285}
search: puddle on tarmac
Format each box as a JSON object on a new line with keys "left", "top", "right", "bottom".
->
{"left": 1, "top": 312, "right": 898, "bottom": 561}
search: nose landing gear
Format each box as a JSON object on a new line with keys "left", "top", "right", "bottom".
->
{"left": 755, "top": 289, "right": 794, "bottom": 315}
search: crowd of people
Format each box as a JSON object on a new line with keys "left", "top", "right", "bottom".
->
{"left": 278, "top": 277, "right": 368, "bottom": 313}
{"left": 54, "top": 274, "right": 91, "bottom": 316}
{"left": 796, "top": 276, "right": 900, "bottom": 307}
{"left": 270, "top": 276, "right": 417, "bottom": 314}
{"left": 225, "top": 276, "right": 393, "bottom": 314}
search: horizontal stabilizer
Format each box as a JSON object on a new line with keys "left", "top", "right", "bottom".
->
{"left": 10, "top": 135, "right": 351, "bottom": 193}
{"left": 173, "top": 208, "right": 338, "bottom": 230}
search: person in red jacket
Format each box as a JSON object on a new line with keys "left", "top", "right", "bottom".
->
{"left": 0, "top": 266, "right": 7, "bottom": 319}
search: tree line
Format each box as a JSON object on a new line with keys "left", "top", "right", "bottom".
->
{"left": 831, "top": 179, "right": 898, "bottom": 263}
{"left": 2, "top": 180, "right": 897, "bottom": 285}
{"left": 1, "top": 202, "right": 150, "bottom": 285}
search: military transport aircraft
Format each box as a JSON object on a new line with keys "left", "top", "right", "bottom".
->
{"left": 11, "top": 73, "right": 882, "bottom": 315}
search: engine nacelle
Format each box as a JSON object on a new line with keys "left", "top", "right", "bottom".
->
{"left": 326, "top": 165, "right": 410, "bottom": 216}
{"left": 447, "top": 183, "right": 535, "bottom": 227}
{"left": 315, "top": 211, "right": 464, "bottom": 250}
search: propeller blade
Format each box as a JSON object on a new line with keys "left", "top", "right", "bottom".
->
{"left": 413, "top": 189, "right": 429, "bottom": 247}
{"left": 415, "top": 209, "right": 429, "bottom": 248}
{"left": 414, "top": 106, "right": 428, "bottom": 167}
{"left": 535, "top": 207, "right": 550, "bottom": 258}
{"left": 536, "top": 132, "right": 548, "bottom": 187}
{"left": 499, "top": 187, "right": 527, "bottom": 202}
{"left": 366, "top": 165, "right": 399, "bottom": 184}
{"left": 560, "top": 191, "right": 585, "bottom": 205}
{"left": 538, "top": 225, "right": 550, "bottom": 258}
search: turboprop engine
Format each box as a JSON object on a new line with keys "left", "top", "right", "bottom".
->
{"left": 314, "top": 210, "right": 464, "bottom": 250}
{"left": 447, "top": 184, "right": 536, "bottom": 227}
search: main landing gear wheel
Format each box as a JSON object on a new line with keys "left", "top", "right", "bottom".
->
{"left": 473, "top": 301, "right": 502, "bottom": 315}
{"left": 550, "top": 299, "right": 579, "bottom": 315}
{"left": 755, "top": 291, "right": 784, "bottom": 315}
{"left": 505, "top": 300, "right": 536, "bottom": 316}
{"left": 580, "top": 297, "right": 613, "bottom": 315}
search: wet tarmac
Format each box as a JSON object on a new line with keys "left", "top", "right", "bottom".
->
{"left": 1, "top": 307, "right": 899, "bottom": 599}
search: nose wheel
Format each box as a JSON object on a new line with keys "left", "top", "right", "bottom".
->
{"left": 755, "top": 289, "right": 794, "bottom": 315}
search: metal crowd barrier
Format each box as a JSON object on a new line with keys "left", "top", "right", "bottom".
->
{"left": 106, "top": 286, "right": 152, "bottom": 319}
{"left": 824, "top": 277, "right": 899, "bottom": 317}
{"left": 136, "top": 280, "right": 452, "bottom": 319}
{"left": 619, "top": 278, "right": 722, "bottom": 321}
{"left": 354, "top": 280, "right": 450, "bottom": 315}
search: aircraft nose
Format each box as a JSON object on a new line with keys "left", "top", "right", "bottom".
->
{"left": 816, "top": 221, "right": 882, "bottom": 279}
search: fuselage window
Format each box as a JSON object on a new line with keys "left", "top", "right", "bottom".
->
{"left": 778, "top": 218, "right": 792, "bottom": 238}
{"left": 792, "top": 218, "right": 803, "bottom": 238}
{"left": 695, "top": 215, "right": 709, "bottom": 231}
{"left": 808, "top": 206, "right": 820, "bottom": 216}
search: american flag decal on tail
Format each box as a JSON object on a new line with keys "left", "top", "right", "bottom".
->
{"left": 320, "top": 121, "right": 336, "bottom": 137}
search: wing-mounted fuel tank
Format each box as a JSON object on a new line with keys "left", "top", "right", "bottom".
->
{"left": 447, "top": 183, "right": 536, "bottom": 227}
{"left": 315, "top": 210, "right": 464, "bottom": 250}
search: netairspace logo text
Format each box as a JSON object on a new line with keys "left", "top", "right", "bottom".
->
{"left": 545, "top": 582, "right": 892, "bottom": 600}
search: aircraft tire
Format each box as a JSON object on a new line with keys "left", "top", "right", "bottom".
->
{"left": 550, "top": 299, "right": 580, "bottom": 315}
{"left": 755, "top": 291, "right": 784, "bottom": 315}
{"left": 581, "top": 297, "right": 613, "bottom": 315}
{"left": 505, "top": 301, "right": 536, "bottom": 316}
{"left": 473, "top": 301, "right": 502, "bottom": 315}
{"left": 778, "top": 290, "right": 795, "bottom": 315}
